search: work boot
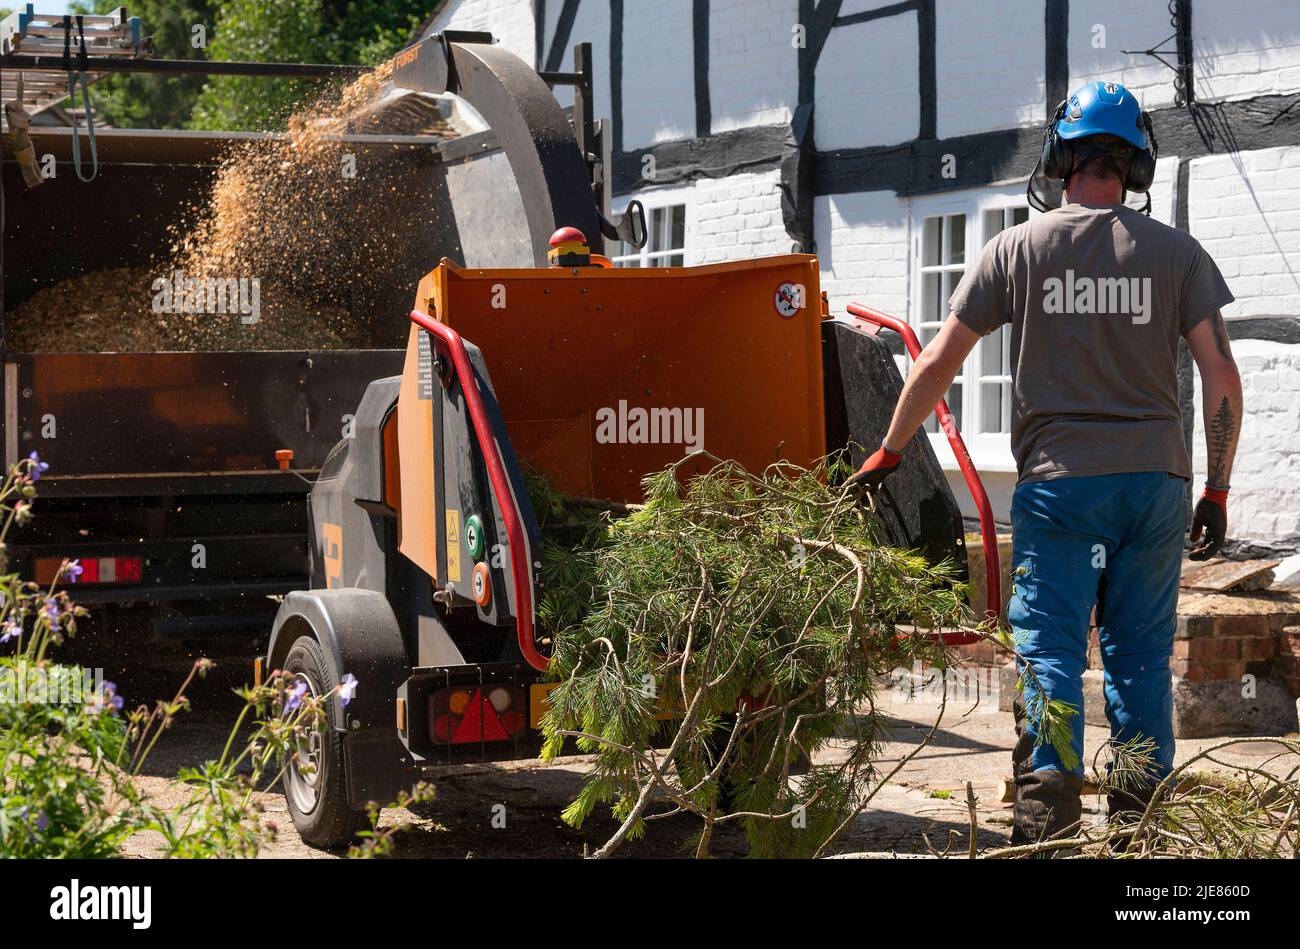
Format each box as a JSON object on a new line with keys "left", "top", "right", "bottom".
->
{"left": 1012, "top": 770, "right": 1084, "bottom": 847}
{"left": 1010, "top": 696, "right": 1084, "bottom": 850}
{"left": 1103, "top": 782, "right": 1159, "bottom": 854}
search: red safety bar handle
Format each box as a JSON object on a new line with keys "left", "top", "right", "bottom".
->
{"left": 845, "top": 302, "right": 1001, "bottom": 642}
{"left": 410, "top": 310, "right": 549, "bottom": 671}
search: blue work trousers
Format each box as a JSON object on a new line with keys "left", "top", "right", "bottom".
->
{"left": 1010, "top": 471, "right": 1186, "bottom": 777}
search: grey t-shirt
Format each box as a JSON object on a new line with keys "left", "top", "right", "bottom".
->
{"left": 948, "top": 203, "right": 1234, "bottom": 483}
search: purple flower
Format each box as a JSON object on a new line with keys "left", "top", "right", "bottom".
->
{"left": 284, "top": 680, "right": 308, "bottom": 714}
{"left": 16, "top": 807, "right": 48, "bottom": 833}
{"left": 42, "top": 598, "right": 60, "bottom": 623}
{"left": 65, "top": 560, "right": 84, "bottom": 583}
{"left": 0, "top": 620, "right": 20, "bottom": 644}
{"left": 338, "top": 673, "right": 358, "bottom": 707}
{"left": 26, "top": 452, "right": 49, "bottom": 483}
{"left": 102, "top": 681, "right": 124, "bottom": 712}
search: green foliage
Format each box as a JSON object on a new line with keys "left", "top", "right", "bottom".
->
{"left": 537, "top": 452, "right": 986, "bottom": 857}
{"left": 330, "top": 0, "right": 428, "bottom": 67}
{"left": 0, "top": 456, "right": 392, "bottom": 858}
{"left": 68, "top": 0, "right": 426, "bottom": 130}
{"left": 78, "top": 0, "right": 221, "bottom": 129}
{"left": 188, "top": 0, "right": 335, "bottom": 131}
{"left": 1016, "top": 668, "right": 1082, "bottom": 773}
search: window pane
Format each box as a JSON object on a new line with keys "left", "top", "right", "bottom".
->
{"left": 923, "top": 273, "right": 943, "bottom": 323}
{"left": 667, "top": 253, "right": 684, "bottom": 267}
{"left": 651, "top": 207, "right": 667, "bottom": 253}
{"left": 945, "top": 214, "right": 965, "bottom": 265}
{"left": 983, "top": 208, "right": 1004, "bottom": 243}
{"left": 671, "top": 205, "right": 685, "bottom": 250}
{"left": 1012, "top": 206, "right": 1029, "bottom": 226}
{"left": 923, "top": 216, "right": 941, "bottom": 267}
{"left": 981, "top": 382, "right": 1003, "bottom": 434}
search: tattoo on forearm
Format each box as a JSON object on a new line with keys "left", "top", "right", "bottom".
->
{"left": 1209, "top": 313, "right": 1232, "bottom": 361}
{"left": 1207, "top": 395, "right": 1235, "bottom": 486}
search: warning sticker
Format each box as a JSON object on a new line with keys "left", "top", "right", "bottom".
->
{"left": 445, "top": 509, "right": 461, "bottom": 583}
{"left": 774, "top": 282, "right": 804, "bottom": 318}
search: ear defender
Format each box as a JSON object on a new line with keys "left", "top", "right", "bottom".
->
{"left": 1040, "top": 100, "right": 1073, "bottom": 180}
{"left": 1124, "top": 112, "right": 1157, "bottom": 193}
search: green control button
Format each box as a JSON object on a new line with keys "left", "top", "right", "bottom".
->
{"left": 465, "top": 514, "right": 486, "bottom": 559}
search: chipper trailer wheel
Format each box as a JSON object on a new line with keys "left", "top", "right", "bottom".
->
{"left": 283, "top": 636, "right": 367, "bottom": 848}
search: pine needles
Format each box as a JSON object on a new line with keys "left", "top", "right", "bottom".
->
{"left": 535, "top": 451, "right": 988, "bottom": 857}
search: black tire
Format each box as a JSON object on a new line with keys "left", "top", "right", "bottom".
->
{"left": 282, "top": 636, "right": 366, "bottom": 849}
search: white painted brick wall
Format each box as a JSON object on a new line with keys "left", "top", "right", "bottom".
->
{"left": 540, "top": 0, "right": 612, "bottom": 127}
{"left": 1068, "top": 2, "right": 1181, "bottom": 109}
{"left": 708, "top": 0, "right": 799, "bottom": 134}
{"left": 936, "top": 0, "right": 1046, "bottom": 138}
{"left": 816, "top": 10, "right": 920, "bottom": 148}
{"left": 685, "top": 170, "right": 792, "bottom": 264}
{"left": 426, "top": 0, "right": 535, "bottom": 64}
{"left": 1186, "top": 146, "right": 1300, "bottom": 547}
{"left": 621, "top": 0, "right": 697, "bottom": 148}
{"left": 1184, "top": 0, "right": 1300, "bottom": 103}
{"left": 1193, "top": 339, "right": 1300, "bottom": 548}
{"left": 1129, "top": 155, "right": 1179, "bottom": 224}
{"left": 1189, "top": 147, "right": 1300, "bottom": 318}
{"left": 813, "top": 190, "right": 911, "bottom": 316}
{"left": 1070, "top": 0, "right": 1300, "bottom": 110}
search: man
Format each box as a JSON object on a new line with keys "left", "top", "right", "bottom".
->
{"left": 849, "top": 81, "right": 1243, "bottom": 843}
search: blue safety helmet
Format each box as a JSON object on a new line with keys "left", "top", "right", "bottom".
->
{"left": 1057, "top": 81, "right": 1150, "bottom": 151}
{"left": 1035, "top": 80, "right": 1157, "bottom": 202}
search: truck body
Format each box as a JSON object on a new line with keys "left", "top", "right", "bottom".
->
{"left": 0, "top": 127, "right": 451, "bottom": 638}
{"left": 3, "top": 349, "right": 402, "bottom": 633}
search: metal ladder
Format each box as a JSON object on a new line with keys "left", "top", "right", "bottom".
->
{"left": 1, "top": 5, "right": 150, "bottom": 131}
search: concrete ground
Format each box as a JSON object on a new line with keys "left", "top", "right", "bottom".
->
{"left": 112, "top": 650, "right": 1299, "bottom": 858}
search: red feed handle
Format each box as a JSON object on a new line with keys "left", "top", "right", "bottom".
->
{"left": 845, "top": 302, "right": 1001, "bottom": 640}
{"left": 410, "top": 310, "right": 549, "bottom": 672}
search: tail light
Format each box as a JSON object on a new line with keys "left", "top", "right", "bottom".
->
{"left": 428, "top": 685, "right": 526, "bottom": 745}
{"left": 35, "top": 556, "right": 143, "bottom": 585}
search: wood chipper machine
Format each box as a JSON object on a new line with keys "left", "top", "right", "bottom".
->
{"left": 261, "top": 32, "right": 1000, "bottom": 847}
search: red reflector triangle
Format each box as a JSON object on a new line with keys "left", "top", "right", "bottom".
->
{"left": 452, "top": 689, "right": 511, "bottom": 743}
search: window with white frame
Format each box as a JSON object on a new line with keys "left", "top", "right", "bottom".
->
{"left": 609, "top": 202, "right": 687, "bottom": 267}
{"left": 911, "top": 190, "right": 1029, "bottom": 471}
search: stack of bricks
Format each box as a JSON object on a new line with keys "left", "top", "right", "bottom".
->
{"left": 1175, "top": 598, "right": 1300, "bottom": 696}
{"left": 1281, "top": 627, "right": 1300, "bottom": 698}
{"left": 1171, "top": 613, "right": 1287, "bottom": 686}
{"left": 958, "top": 596, "right": 1300, "bottom": 701}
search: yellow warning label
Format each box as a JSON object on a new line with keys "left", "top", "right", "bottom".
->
{"left": 322, "top": 523, "right": 342, "bottom": 589}
{"left": 445, "top": 509, "right": 461, "bottom": 583}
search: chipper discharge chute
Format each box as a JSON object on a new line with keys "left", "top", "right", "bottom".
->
{"left": 262, "top": 31, "right": 992, "bottom": 849}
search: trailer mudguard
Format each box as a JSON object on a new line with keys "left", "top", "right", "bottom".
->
{"left": 267, "top": 588, "right": 416, "bottom": 806}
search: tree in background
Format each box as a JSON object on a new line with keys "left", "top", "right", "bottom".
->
{"left": 68, "top": 0, "right": 426, "bottom": 131}
{"left": 76, "top": 1, "right": 220, "bottom": 129}
{"left": 188, "top": 0, "right": 335, "bottom": 131}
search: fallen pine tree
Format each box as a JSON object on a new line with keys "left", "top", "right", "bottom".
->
{"left": 531, "top": 451, "right": 1077, "bottom": 858}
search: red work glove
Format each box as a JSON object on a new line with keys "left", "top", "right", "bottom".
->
{"left": 846, "top": 444, "right": 903, "bottom": 496}
{"left": 1189, "top": 485, "right": 1228, "bottom": 561}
